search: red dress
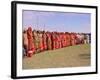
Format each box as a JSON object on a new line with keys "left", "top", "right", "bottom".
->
{"left": 27, "top": 27, "right": 35, "bottom": 57}
{"left": 62, "top": 34, "right": 65, "bottom": 47}
{"left": 59, "top": 34, "right": 62, "bottom": 48}
{"left": 39, "top": 33, "right": 44, "bottom": 51}
{"left": 66, "top": 33, "right": 69, "bottom": 47}
{"left": 43, "top": 33, "right": 47, "bottom": 50}
{"left": 52, "top": 33, "right": 56, "bottom": 50}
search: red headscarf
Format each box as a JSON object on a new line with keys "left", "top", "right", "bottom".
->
{"left": 27, "top": 27, "right": 35, "bottom": 57}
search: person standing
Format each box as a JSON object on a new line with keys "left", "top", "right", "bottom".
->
{"left": 27, "top": 27, "right": 35, "bottom": 57}
{"left": 23, "top": 28, "right": 28, "bottom": 57}
{"left": 62, "top": 33, "right": 65, "bottom": 47}
{"left": 47, "top": 32, "right": 52, "bottom": 50}
{"left": 42, "top": 31, "right": 47, "bottom": 51}
{"left": 89, "top": 33, "right": 91, "bottom": 43}
{"left": 59, "top": 33, "right": 62, "bottom": 48}
{"left": 39, "top": 31, "right": 44, "bottom": 52}
{"left": 70, "top": 33, "right": 75, "bottom": 46}
{"left": 52, "top": 32, "right": 56, "bottom": 50}
{"left": 86, "top": 34, "right": 90, "bottom": 44}
{"left": 65, "top": 32, "right": 69, "bottom": 47}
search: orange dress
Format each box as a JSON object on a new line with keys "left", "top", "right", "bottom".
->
{"left": 71, "top": 33, "right": 75, "bottom": 45}
{"left": 23, "top": 31, "right": 28, "bottom": 56}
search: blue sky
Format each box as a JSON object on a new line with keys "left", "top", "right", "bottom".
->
{"left": 23, "top": 10, "right": 91, "bottom": 33}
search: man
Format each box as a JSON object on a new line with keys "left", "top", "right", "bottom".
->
{"left": 89, "top": 33, "right": 91, "bottom": 43}
{"left": 86, "top": 34, "right": 90, "bottom": 44}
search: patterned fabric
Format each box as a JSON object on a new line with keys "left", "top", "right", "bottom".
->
{"left": 23, "top": 27, "right": 91, "bottom": 57}
{"left": 27, "top": 27, "right": 35, "bottom": 57}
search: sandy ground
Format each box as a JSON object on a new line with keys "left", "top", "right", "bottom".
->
{"left": 22, "top": 44, "right": 91, "bottom": 69}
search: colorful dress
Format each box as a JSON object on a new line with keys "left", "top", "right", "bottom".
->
{"left": 47, "top": 33, "right": 52, "bottom": 50}
{"left": 23, "top": 31, "right": 28, "bottom": 56}
{"left": 27, "top": 27, "right": 35, "bottom": 57}
{"left": 39, "top": 33, "right": 44, "bottom": 51}
{"left": 42, "top": 32, "right": 47, "bottom": 50}
{"left": 52, "top": 33, "right": 56, "bottom": 50}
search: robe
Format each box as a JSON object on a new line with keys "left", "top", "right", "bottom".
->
{"left": 27, "top": 27, "right": 35, "bottom": 57}
{"left": 52, "top": 33, "right": 56, "bottom": 50}
{"left": 23, "top": 31, "right": 28, "bottom": 56}
{"left": 39, "top": 33, "right": 44, "bottom": 51}
{"left": 43, "top": 33, "right": 47, "bottom": 50}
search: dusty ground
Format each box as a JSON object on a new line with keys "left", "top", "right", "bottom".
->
{"left": 22, "top": 44, "right": 91, "bottom": 69}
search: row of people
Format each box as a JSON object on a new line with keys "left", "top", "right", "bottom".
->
{"left": 23, "top": 27, "right": 91, "bottom": 57}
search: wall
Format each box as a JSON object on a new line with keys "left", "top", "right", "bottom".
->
{"left": 0, "top": 0, "right": 99, "bottom": 80}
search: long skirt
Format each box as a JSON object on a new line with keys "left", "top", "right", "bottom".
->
{"left": 27, "top": 39, "right": 35, "bottom": 57}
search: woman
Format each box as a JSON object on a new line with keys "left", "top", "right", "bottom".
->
{"left": 27, "top": 27, "right": 35, "bottom": 57}
{"left": 23, "top": 28, "right": 28, "bottom": 57}
{"left": 47, "top": 32, "right": 52, "bottom": 50}
{"left": 70, "top": 33, "right": 75, "bottom": 46}
{"left": 42, "top": 31, "right": 47, "bottom": 51}
{"left": 39, "top": 31, "right": 44, "bottom": 52}
{"left": 52, "top": 32, "right": 56, "bottom": 50}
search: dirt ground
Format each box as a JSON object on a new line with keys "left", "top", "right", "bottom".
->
{"left": 22, "top": 44, "right": 91, "bottom": 69}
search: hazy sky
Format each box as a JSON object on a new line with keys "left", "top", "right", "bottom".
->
{"left": 23, "top": 10, "right": 91, "bottom": 33}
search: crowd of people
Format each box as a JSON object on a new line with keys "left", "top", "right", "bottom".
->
{"left": 23, "top": 27, "right": 91, "bottom": 57}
